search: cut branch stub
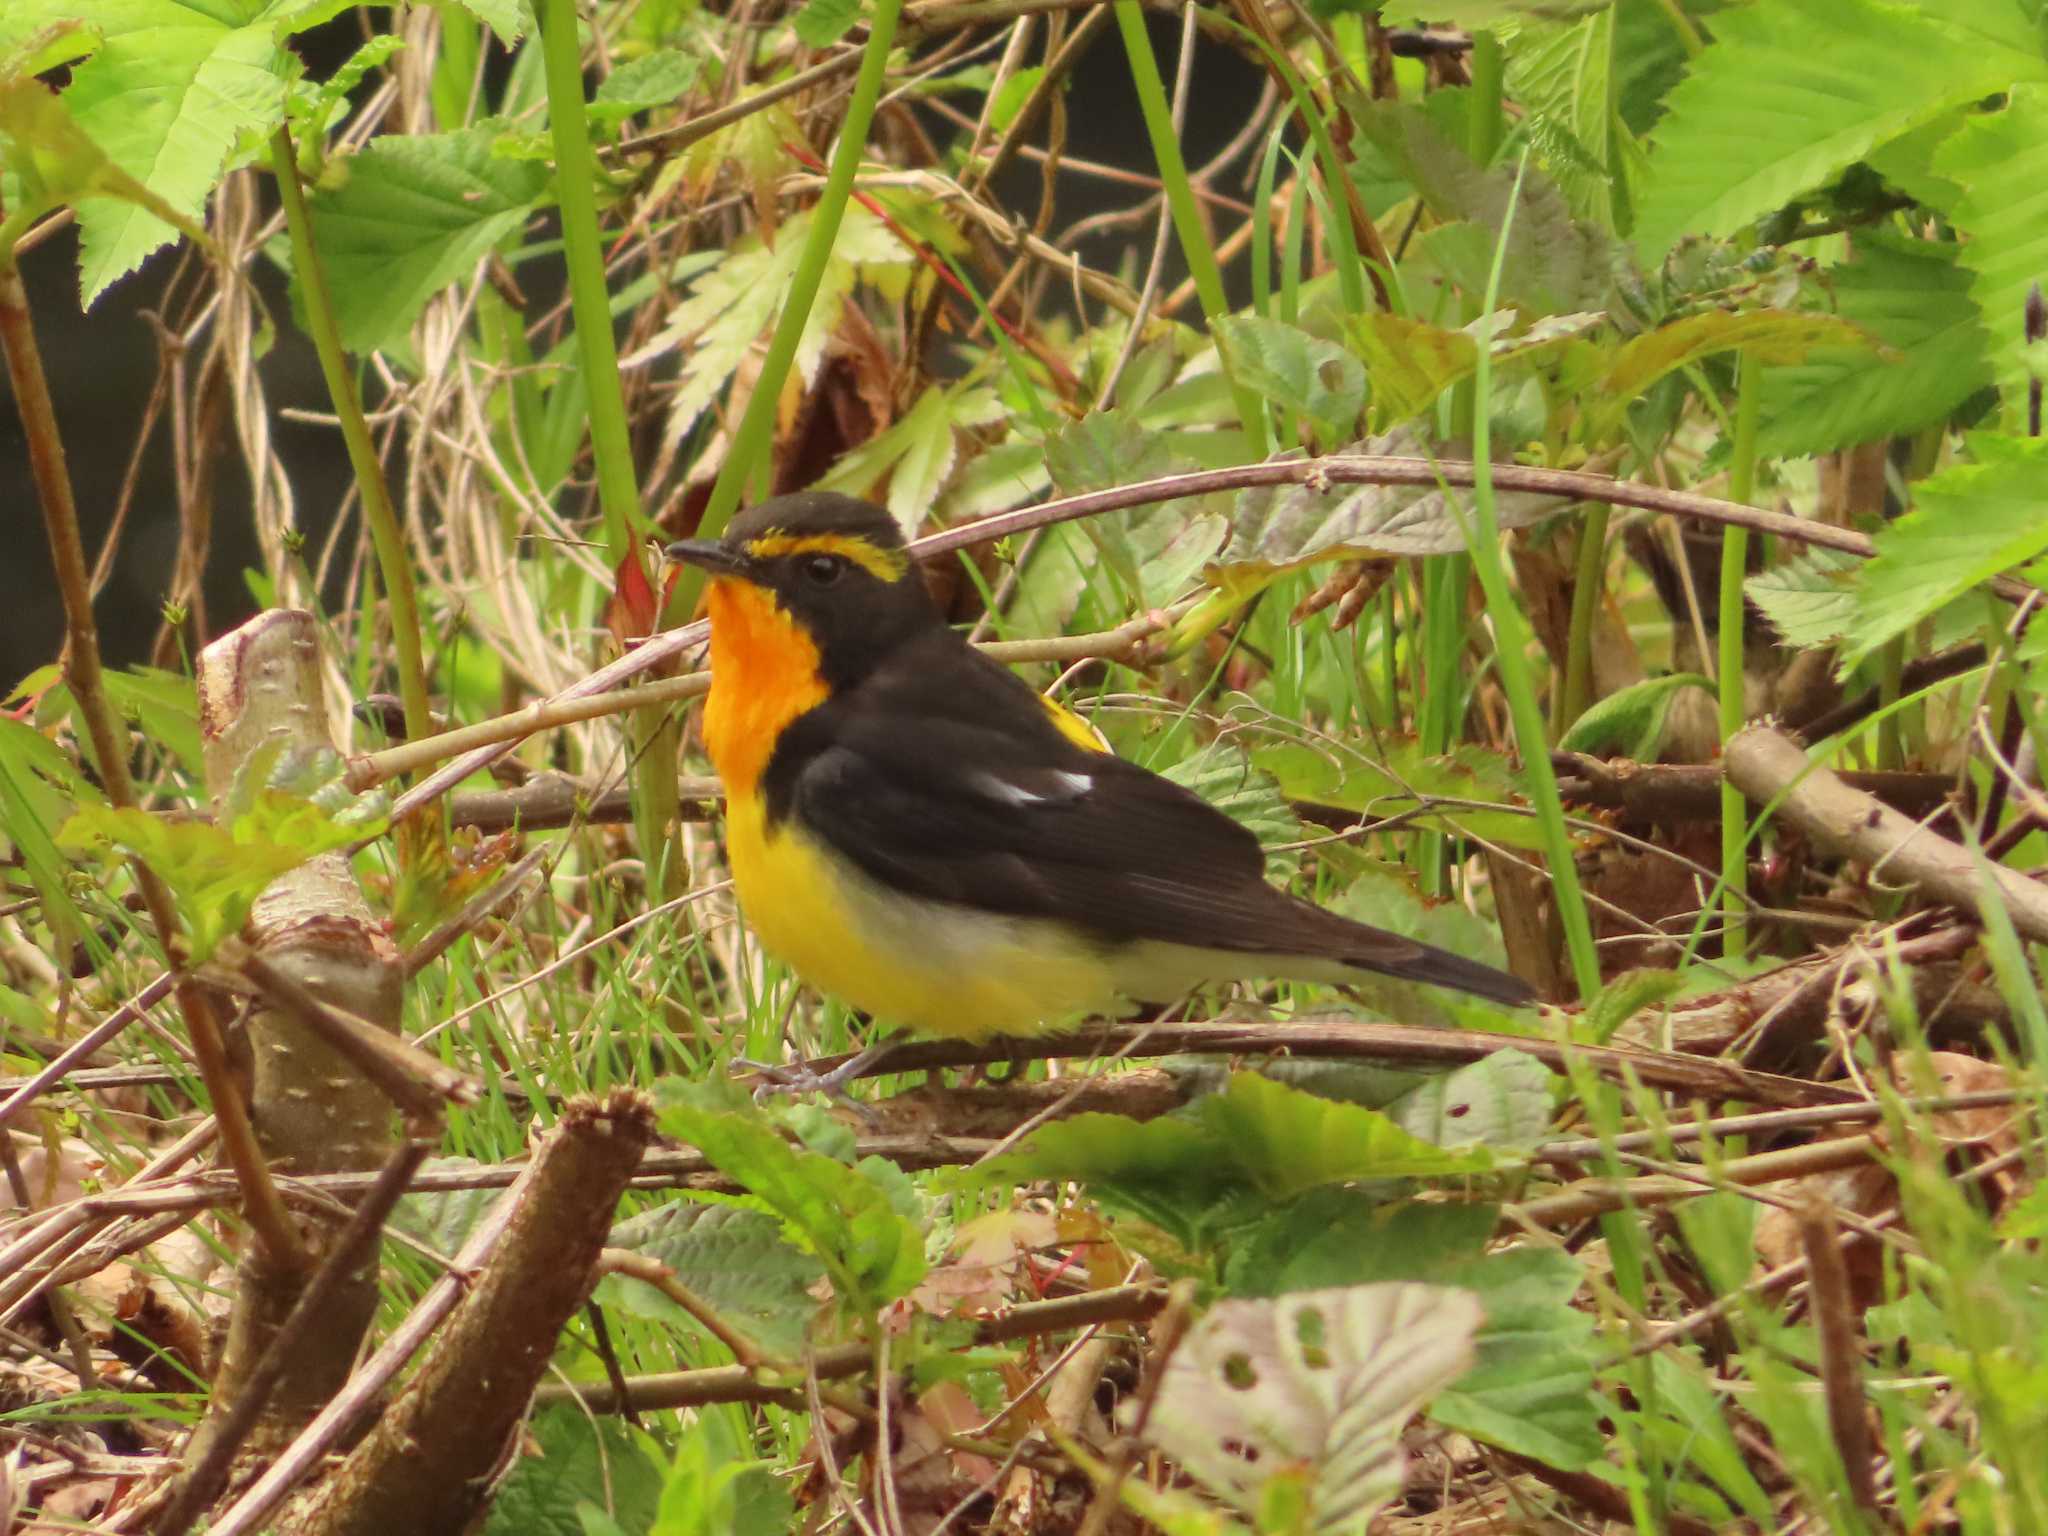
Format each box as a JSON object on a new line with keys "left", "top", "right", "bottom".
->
{"left": 184, "top": 610, "right": 403, "bottom": 1474}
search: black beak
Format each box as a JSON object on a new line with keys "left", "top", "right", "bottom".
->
{"left": 664, "top": 538, "right": 751, "bottom": 577}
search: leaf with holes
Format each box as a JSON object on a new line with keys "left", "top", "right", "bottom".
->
{"left": 1384, "top": 1049, "right": 1556, "bottom": 1154}
{"left": 1214, "top": 315, "right": 1364, "bottom": 443}
{"left": 1139, "top": 1283, "right": 1482, "bottom": 1532}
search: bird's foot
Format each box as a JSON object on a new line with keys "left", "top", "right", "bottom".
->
{"left": 732, "top": 1041, "right": 901, "bottom": 1112}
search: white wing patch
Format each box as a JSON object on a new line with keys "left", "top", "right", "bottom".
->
{"left": 972, "top": 769, "right": 1093, "bottom": 806}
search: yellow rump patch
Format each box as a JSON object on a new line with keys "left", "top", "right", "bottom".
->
{"left": 743, "top": 531, "right": 908, "bottom": 583}
{"left": 1040, "top": 694, "right": 1110, "bottom": 754}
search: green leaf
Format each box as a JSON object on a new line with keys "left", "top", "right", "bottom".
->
{"left": 1226, "top": 1193, "right": 1496, "bottom": 1299}
{"left": 1213, "top": 314, "right": 1364, "bottom": 441}
{"left": 1557, "top": 672, "right": 1713, "bottom": 759}
{"left": 306, "top": 122, "right": 551, "bottom": 354}
{"left": 1384, "top": 1049, "right": 1556, "bottom": 1154}
{"left": 1758, "top": 235, "right": 1993, "bottom": 455}
{"left": 1429, "top": 1248, "right": 1603, "bottom": 1468}
{"left": 483, "top": 1406, "right": 663, "bottom": 1536}
{"left": 1631, "top": 0, "right": 2046, "bottom": 260}
{"left": 1747, "top": 546, "right": 1860, "bottom": 650}
{"left": 0, "top": 72, "right": 219, "bottom": 257}
{"left": 1935, "top": 83, "right": 2048, "bottom": 423}
{"left": 792, "top": 0, "right": 861, "bottom": 46}
{"left": 657, "top": 1080, "right": 927, "bottom": 1310}
{"left": 813, "top": 380, "right": 1003, "bottom": 535}
{"left": 1577, "top": 967, "right": 1687, "bottom": 1046}
{"left": 1506, "top": 9, "right": 1629, "bottom": 228}
{"left": 634, "top": 202, "right": 912, "bottom": 442}
{"left": 1214, "top": 429, "right": 1569, "bottom": 579}
{"left": 591, "top": 49, "right": 700, "bottom": 123}
{"left": 10, "top": 0, "right": 293, "bottom": 301}
{"left": 1161, "top": 743, "right": 1302, "bottom": 881}
{"left": 1589, "top": 309, "right": 1879, "bottom": 435}
{"left": 1347, "top": 310, "right": 1606, "bottom": 430}
{"left": 57, "top": 773, "right": 388, "bottom": 962}
{"left": 1256, "top": 736, "right": 1550, "bottom": 853}
{"left": 1354, "top": 99, "right": 1620, "bottom": 315}
{"left": 1039, "top": 410, "right": 1228, "bottom": 603}
{"left": 1140, "top": 1283, "right": 1482, "bottom": 1531}
{"left": 599, "top": 1202, "right": 824, "bottom": 1357}
{"left": 1840, "top": 434, "right": 2048, "bottom": 668}
{"left": 977, "top": 1072, "right": 1499, "bottom": 1202}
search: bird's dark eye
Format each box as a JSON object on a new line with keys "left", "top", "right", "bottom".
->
{"left": 803, "top": 554, "right": 848, "bottom": 586}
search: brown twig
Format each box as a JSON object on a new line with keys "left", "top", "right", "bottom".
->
{"left": 1510, "top": 1135, "right": 1882, "bottom": 1228}
{"left": 1554, "top": 752, "right": 1957, "bottom": 823}
{"left": 798, "top": 1019, "right": 1858, "bottom": 1107}
{"left": 152, "top": 1141, "right": 431, "bottom": 1535}
{"left": 1725, "top": 723, "right": 2048, "bottom": 945}
{"left": 1800, "top": 1195, "right": 1878, "bottom": 1512}
{"left": 536, "top": 1282, "right": 1169, "bottom": 1414}
{"left": 2, "top": 223, "right": 304, "bottom": 1273}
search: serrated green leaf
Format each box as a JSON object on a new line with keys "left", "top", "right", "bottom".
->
{"left": 57, "top": 779, "right": 388, "bottom": 962}
{"left": 1226, "top": 1193, "right": 1497, "bottom": 1299}
{"left": 657, "top": 1081, "right": 926, "bottom": 1310}
{"left": 482, "top": 1407, "right": 663, "bottom": 1536}
{"left": 306, "top": 122, "right": 549, "bottom": 354}
{"left": 1935, "top": 83, "right": 2048, "bottom": 423}
{"left": 1142, "top": 1283, "right": 1482, "bottom": 1532}
{"left": 1747, "top": 546, "right": 1860, "bottom": 649}
{"left": 1162, "top": 743, "right": 1302, "bottom": 881}
{"left": 1354, "top": 99, "right": 1621, "bottom": 315}
{"left": 1557, "top": 672, "right": 1712, "bottom": 759}
{"left": 1214, "top": 314, "right": 1364, "bottom": 441}
{"left": 591, "top": 49, "right": 699, "bottom": 121}
{"left": 1347, "top": 310, "right": 1604, "bottom": 429}
{"left": 1037, "top": 410, "right": 1227, "bottom": 603}
{"left": 812, "top": 380, "right": 1002, "bottom": 535}
{"left": 1429, "top": 1248, "right": 1602, "bottom": 1468}
{"left": 1578, "top": 967, "right": 1688, "bottom": 1046}
{"left": 1200, "top": 1072, "right": 1501, "bottom": 1196}
{"left": 8, "top": 0, "right": 294, "bottom": 301}
{"left": 1840, "top": 434, "right": 2048, "bottom": 668}
{"left": 1758, "top": 235, "right": 1993, "bottom": 455}
{"left": 1632, "top": 0, "right": 2046, "bottom": 260}
{"left": 445, "top": 0, "right": 525, "bottom": 45}
{"left": 599, "top": 1202, "right": 824, "bottom": 1357}
{"left": 792, "top": 0, "right": 861, "bottom": 46}
{"left": 1506, "top": 9, "right": 1629, "bottom": 228}
{"left": 634, "top": 202, "right": 912, "bottom": 442}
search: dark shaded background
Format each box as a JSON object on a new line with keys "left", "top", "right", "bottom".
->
{"left": 0, "top": 13, "right": 1261, "bottom": 684}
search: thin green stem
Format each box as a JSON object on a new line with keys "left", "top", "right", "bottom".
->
{"left": 269, "top": 126, "right": 434, "bottom": 750}
{"left": 1460, "top": 152, "right": 1599, "bottom": 1003}
{"left": 1718, "top": 353, "right": 1762, "bottom": 965}
{"left": 1112, "top": 0, "right": 1268, "bottom": 449}
{"left": 1557, "top": 503, "right": 1611, "bottom": 735}
{"left": 537, "top": 0, "right": 683, "bottom": 893}
{"left": 681, "top": 0, "right": 908, "bottom": 581}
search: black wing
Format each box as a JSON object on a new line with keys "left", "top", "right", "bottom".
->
{"left": 761, "top": 632, "right": 1534, "bottom": 1007}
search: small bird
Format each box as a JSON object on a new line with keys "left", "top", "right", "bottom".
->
{"left": 667, "top": 493, "right": 1532, "bottom": 1080}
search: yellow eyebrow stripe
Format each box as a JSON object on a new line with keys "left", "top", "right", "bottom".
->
{"left": 744, "top": 532, "right": 907, "bottom": 583}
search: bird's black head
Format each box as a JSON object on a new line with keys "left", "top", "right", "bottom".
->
{"left": 665, "top": 493, "right": 941, "bottom": 686}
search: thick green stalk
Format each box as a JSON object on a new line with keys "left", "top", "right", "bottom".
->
{"left": 1112, "top": 0, "right": 1269, "bottom": 449}
{"left": 269, "top": 128, "right": 434, "bottom": 750}
{"left": 681, "top": 0, "right": 908, "bottom": 587}
{"left": 537, "top": 0, "right": 682, "bottom": 892}
{"left": 1467, "top": 30, "right": 1505, "bottom": 167}
{"left": 1461, "top": 155, "right": 1599, "bottom": 1003}
{"left": 1717, "top": 354, "right": 1762, "bottom": 964}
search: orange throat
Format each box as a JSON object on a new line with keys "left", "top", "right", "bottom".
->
{"left": 701, "top": 579, "right": 830, "bottom": 798}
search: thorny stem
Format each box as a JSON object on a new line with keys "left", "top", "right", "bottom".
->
{"left": 0, "top": 217, "right": 306, "bottom": 1273}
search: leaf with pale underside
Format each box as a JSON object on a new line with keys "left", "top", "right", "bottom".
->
{"left": 1139, "top": 1283, "right": 1482, "bottom": 1532}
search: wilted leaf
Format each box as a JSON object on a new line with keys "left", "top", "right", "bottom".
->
{"left": 1140, "top": 1283, "right": 1482, "bottom": 1531}
{"left": 1214, "top": 430, "right": 1569, "bottom": 582}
